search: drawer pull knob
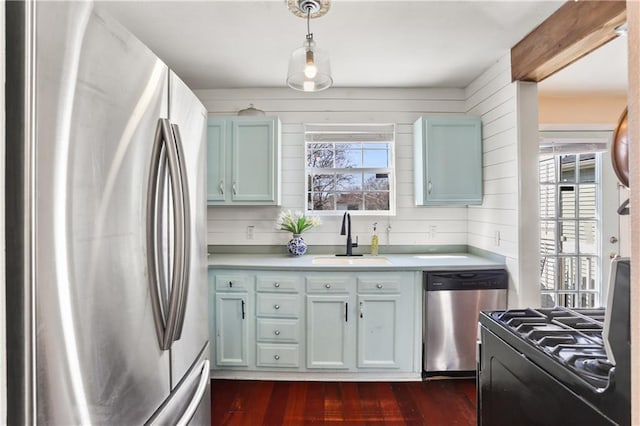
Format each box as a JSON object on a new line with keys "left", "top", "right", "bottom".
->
{"left": 376, "top": 284, "right": 383, "bottom": 289}
{"left": 229, "top": 281, "right": 233, "bottom": 288}
{"left": 274, "top": 330, "right": 280, "bottom": 335}
{"left": 274, "top": 282, "right": 280, "bottom": 288}
{"left": 325, "top": 283, "right": 331, "bottom": 289}
{"left": 274, "top": 304, "right": 280, "bottom": 310}
{"left": 274, "top": 355, "right": 280, "bottom": 360}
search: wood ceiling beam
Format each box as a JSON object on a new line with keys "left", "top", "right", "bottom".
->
{"left": 511, "top": 0, "right": 626, "bottom": 82}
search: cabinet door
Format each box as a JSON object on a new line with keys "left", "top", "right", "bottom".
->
{"left": 306, "top": 295, "right": 351, "bottom": 369}
{"left": 206, "top": 119, "right": 226, "bottom": 203}
{"left": 357, "top": 294, "right": 401, "bottom": 369}
{"left": 231, "top": 119, "right": 277, "bottom": 202}
{"left": 415, "top": 116, "right": 482, "bottom": 205}
{"left": 214, "top": 293, "right": 248, "bottom": 367}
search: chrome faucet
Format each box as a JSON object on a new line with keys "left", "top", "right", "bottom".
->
{"left": 337, "top": 212, "right": 361, "bottom": 256}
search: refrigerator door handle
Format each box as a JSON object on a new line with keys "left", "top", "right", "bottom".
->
{"left": 147, "top": 118, "right": 186, "bottom": 350}
{"left": 175, "top": 359, "right": 209, "bottom": 426}
{"left": 171, "top": 123, "right": 191, "bottom": 341}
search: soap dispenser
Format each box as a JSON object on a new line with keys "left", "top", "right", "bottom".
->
{"left": 371, "top": 222, "right": 379, "bottom": 256}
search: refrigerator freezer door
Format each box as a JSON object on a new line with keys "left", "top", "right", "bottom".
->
{"left": 33, "top": 3, "right": 171, "bottom": 424}
{"left": 167, "top": 71, "right": 210, "bottom": 388}
{"left": 146, "top": 344, "right": 211, "bottom": 425}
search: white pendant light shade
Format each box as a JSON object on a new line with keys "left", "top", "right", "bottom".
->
{"left": 287, "top": 38, "right": 332, "bottom": 92}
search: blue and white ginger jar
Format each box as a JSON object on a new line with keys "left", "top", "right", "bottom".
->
{"left": 287, "top": 234, "right": 308, "bottom": 256}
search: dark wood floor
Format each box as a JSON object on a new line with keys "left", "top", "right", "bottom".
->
{"left": 211, "top": 379, "right": 477, "bottom": 425}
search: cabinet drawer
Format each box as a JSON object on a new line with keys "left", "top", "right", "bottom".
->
{"left": 215, "top": 274, "right": 252, "bottom": 292}
{"left": 256, "top": 318, "right": 299, "bottom": 343}
{"left": 256, "top": 293, "right": 299, "bottom": 317}
{"left": 306, "top": 276, "right": 351, "bottom": 293}
{"left": 256, "top": 275, "right": 301, "bottom": 293}
{"left": 357, "top": 277, "right": 401, "bottom": 294}
{"left": 256, "top": 344, "right": 299, "bottom": 368}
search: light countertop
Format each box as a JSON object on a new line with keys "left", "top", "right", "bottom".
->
{"left": 207, "top": 252, "right": 504, "bottom": 271}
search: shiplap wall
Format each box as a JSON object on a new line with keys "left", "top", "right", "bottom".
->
{"left": 196, "top": 63, "right": 539, "bottom": 307}
{"left": 465, "top": 54, "right": 540, "bottom": 307}
{"left": 196, "top": 88, "right": 472, "bottom": 248}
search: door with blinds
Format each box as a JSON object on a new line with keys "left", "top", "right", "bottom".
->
{"left": 538, "top": 130, "right": 620, "bottom": 308}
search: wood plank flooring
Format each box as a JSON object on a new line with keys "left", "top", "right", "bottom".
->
{"left": 211, "top": 379, "right": 477, "bottom": 425}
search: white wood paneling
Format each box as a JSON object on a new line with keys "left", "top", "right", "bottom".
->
{"left": 465, "top": 54, "right": 540, "bottom": 308}
{"left": 198, "top": 88, "right": 467, "bottom": 247}
{"left": 465, "top": 54, "right": 522, "bottom": 307}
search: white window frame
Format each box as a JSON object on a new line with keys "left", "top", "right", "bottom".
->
{"left": 304, "top": 123, "right": 396, "bottom": 216}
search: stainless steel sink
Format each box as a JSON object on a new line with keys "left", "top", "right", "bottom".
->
{"left": 311, "top": 256, "right": 392, "bottom": 265}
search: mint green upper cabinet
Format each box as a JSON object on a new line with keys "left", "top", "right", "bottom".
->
{"left": 414, "top": 116, "right": 483, "bottom": 205}
{"left": 207, "top": 120, "right": 226, "bottom": 202}
{"left": 207, "top": 117, "right": 281, "bottom": 205}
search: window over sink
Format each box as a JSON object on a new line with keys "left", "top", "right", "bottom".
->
{"left": 304, "top": 123, "right": 396, "bottom": 215}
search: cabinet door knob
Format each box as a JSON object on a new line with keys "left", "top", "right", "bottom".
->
{"left": 274, "top": 330, "right": 280, "bottom": 335}
{"left": 229, "top": 281, "right": 233, "bottom": 288}
{"left": 274, "top": 304, "right": 280, "bottom": 310}
{"left": 325, "top": 283, "right": 331, "bottom": 289}
{"left": 376, "top": 284, "right": 383, "bottom": 289}
{"left": 274, "top": 282, "right": 280, "bottom": 288}
{"left": 232, "top": 182, "right": 237, "bottom": 195}
{"left": 219, "top": 180, "right": 224, "bottom": 195}
{"left": 274, "top": 355, "right": 280, "bottom": 360}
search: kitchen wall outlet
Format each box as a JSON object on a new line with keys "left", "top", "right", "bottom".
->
{"left": 246, "top": 225, "right": 255, "bottom": 240}
{"left": 429, "top": 225, "right": 437, "bottom": 239}
{"left": 494, "top": 230, "right": 501, "bottom": 246}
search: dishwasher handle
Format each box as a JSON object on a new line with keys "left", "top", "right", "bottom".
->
{"left": 425, "top": 269, "right": 508, "bottom": 291}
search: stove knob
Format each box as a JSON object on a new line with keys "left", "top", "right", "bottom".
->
{"left": 609, "top": 236, "right": 618, "bottom": 244}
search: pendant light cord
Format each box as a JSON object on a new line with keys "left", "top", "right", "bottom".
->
{"left": 306, "top": 7, "right": 312, "bottom": 40}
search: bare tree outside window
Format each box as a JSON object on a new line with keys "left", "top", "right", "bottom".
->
{"left": 304, "top": 125, "right": 395, "bottom": 215}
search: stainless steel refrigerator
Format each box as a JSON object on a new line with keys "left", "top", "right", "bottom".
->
{"left": 5, "top": 1, "right": 210, "bottom": 424}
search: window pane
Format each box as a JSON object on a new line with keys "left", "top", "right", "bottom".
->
{"left": 336, "top": 192, "right": 363, "bottom": 210}
{"left": 540, "top": 221, "right": 556, "bottom": 254}
{"left": 336, "top": 173, "right": 362, "bottom": 191}
{"left": 559, "top": 186, "right": 575, "bottom": 218}
{"left": 307, "top": 144, "right": 334, "bottom": 168}
{"left": 364, "top": 192, "right": 390, "bottom": 210}
{"left": 560, "top": 155, "right": 576, "bottom": 182}
{"left": 578, "top": 185, "right": 596, "bottom": 218}
{"left": 363, "top": 147, "right": 389, "bottom": 168}
{"left": 540, "top": 185, "right": 556, "bottom": 218}
{"left": 335, "top": 144, "right": 361, "bottom": 168}
{"left": 540, "top": 256, "right": 556, "bottom": 290}
{"left": 312, "top": 174, "right": 335, "bottom": 193}
{"left": 541, "top": 292, "right": 556, "bottom": 308}
{"left": 558, "top": 257, "right": 576, "bottom": 290}
{"left": 539, "top": 156, "right": 556, "bottom": 183}
{"left": 580, "top": 257, "right": 596, "bottom": 290}
{"left": 310, "top": 192, "right": 334, "bottom": 210}
{"left": 580, "top": 293, "right": 596, "bottom": 308}
{"left": 559, "top": 221, "right": 576, "bottom": 253}
{"left": 557, "top": 293, "right": 577, "bottom": 308}
{"left": 578, "top": 153, "right": 596, "bottom": 183}
{"left": 579, "top": 221, "right": 597, "bottom": 254}
{"left": 364, "top": 173, "right": 389, "bottom": 191}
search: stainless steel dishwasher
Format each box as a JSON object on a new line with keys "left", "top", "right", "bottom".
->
{"left": 423, "top": 269, "right": 507, "bottom": 377}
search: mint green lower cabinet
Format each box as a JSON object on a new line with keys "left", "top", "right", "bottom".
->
{"left": 306, "top": 294, "right": 352, "bottom": 369}
{"left": 214, "top": 293, "right": 248, "bottom": 367}
{"left": 208, "top": 268, "right": 419, "bottom": 377}
{"left": 357, "top": 294, "right": 401, "bottom": 369}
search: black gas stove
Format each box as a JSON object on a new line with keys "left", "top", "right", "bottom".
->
{"left": 478, "top": 258, "right": 630, "bottom": 426}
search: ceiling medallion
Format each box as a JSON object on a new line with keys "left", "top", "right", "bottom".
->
{"left": 287, "top": 0, "right": 331, "bottom": 19}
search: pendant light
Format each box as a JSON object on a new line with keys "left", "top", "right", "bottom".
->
{"left": 286, "top": 0, "right": 332, "bottom": 92}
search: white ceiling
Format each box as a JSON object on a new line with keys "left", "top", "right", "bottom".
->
{"left": 97, "top": 0, "right": 570, "bottom": 91}
{"left": 538, "top": 34, "right": 628, "bottom": 96}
